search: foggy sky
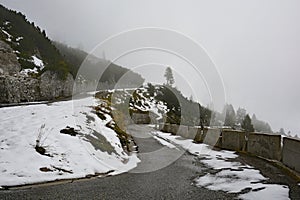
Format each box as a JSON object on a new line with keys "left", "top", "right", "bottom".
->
{"left": 1, "top": 0, "right": 299, "bottom": 135}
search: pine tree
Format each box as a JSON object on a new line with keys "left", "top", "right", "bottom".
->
{"left": 279, "top": 128, "right": 285, "bottom": 135}
{"left": 42, "top": 30, "right": 46, "bottom": 37}
{"left": 252, "top": 114, "right": 272, "bottom": 133}
{"left": 164, "top": 67, "right": 175, "bottom": 86}
{"left": 223, "top": 104, "right": 236, "bottom": 127}
{"left": 236, "top": 107, "right": 246, "bottom": 125}
{"left": 242, "top": 114, "right": 254, "bottom": 132}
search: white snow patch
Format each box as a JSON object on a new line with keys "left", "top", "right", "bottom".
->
{"left": 239, "top": 184, "right": 290, "bottom": 200}
{"left": 153, "top": 131, "right": 290, "bottom": 200}
{"left": 32, "top": 55, "right": 44, "bottom": 70}
{"left": 152, "top": 131, "right": 237, "bottom": 160}
{"left": 115, "top": 87, "right": 168, "bottom": 122}
{"left": 16, "top": 36, "right": 23, "bottom": 42}
{"left": 152, "top": 135, "right": 178, "bottom": 149}
{"left": 20, "top": 56, "right": 45, "bottom": 76}
{"left": 1, "top": 29, "right": 12, "bottom": 42}
{"left": 20, "top": 67, "right": 38, "bottom": 76}
{"left": 0, "top": 96, "right": 140, "bottom": 187}
{"left": 196, "top": 169, "right": 266, "bottom": 193}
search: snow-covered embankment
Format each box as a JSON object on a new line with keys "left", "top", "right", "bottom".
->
{"left": 0, "top": 96, "right": 140, "bottom": 187}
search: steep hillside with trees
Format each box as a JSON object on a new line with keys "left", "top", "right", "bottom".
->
{"left": 0, "top": 4, "right": 70, "bottom": 79}
{"left": 0, "top": 4, "right": 144, "bottom": 103}
{"left": 54, "top": 42, "right": 145, "bottom": 88}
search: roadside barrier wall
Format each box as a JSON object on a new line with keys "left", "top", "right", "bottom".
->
{"left": 157, "top": 123, "right": 300, "bottom": 173}
{"left": 282, "top": 137, "right": 300, "bottom": 172}
{"left": 222, "top": 130, "right": 247, "bottom": 152}
{"left": 176, "top": 125, "right": 189, "bottom": 138}
{"left": 187, "top": 127, "right": 200, "bottom": 140}
{"left": 247, "top": 133, "right": 281, "bottom": 160}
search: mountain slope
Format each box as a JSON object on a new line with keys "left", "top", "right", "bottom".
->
{"left": 54, "top": 42, "right": 145, "bottom": 88}
{"left": 0, "top": 4, "right": 70, "bottom": 79}
{"left": 0, "top": 4, "right": 145, "bottom": 103}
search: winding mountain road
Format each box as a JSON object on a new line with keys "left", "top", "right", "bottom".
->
{"left": 0, "top": 125, "right": 299, "bottom": 199}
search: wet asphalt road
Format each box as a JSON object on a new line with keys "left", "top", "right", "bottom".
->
{"left": 0, "top": 125, "right": 299, "bottom": 199}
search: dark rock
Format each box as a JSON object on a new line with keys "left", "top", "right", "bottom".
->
{"left": 60, "top": 127, "right": 78, "bottom": 136}
{"left": 35, "top": 145, "right": 46, "bottom": 155}
{"left": 35, "top": 145, "right": 52, "bottom": 157}
{"left": 40, "top": 167, "right": 53, "bottom": 172}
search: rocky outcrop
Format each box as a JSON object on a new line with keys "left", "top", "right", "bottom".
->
{"left": 0, "top": 39, "right": 78, "bottom": 104}
{"left": 0, "top": 75, "right": 40, "bottom": 103}
{"left": 0, "top": 38, "right": 76, "bottom": 104}
{"left": 40, "top": 71, "right": 74, "bottom": 100}
{"left": 0, "top": 72, "right": 74, "bottom": 103}
{"left": 0, "top": 40, "right": 21, "bottom": 75}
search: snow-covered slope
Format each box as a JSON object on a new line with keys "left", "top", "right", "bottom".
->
{"left": 101, "top": 86, "right": 168, "bottom": 123}
{"left": 0, "top": 95, "right": 139, "bottom": 187}
{"left": 0, "top": 20, "right": 44, "bottom": 76}
{"left": 129, "top": 86, "right": 168, "bottom": 121}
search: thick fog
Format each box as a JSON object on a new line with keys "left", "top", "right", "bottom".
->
{"left": 1, "top": 0, "right": 299, "bottom": 136}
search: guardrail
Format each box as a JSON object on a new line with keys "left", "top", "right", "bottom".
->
{"left": 157, "top": 123, "right": 300, "bottom": 173}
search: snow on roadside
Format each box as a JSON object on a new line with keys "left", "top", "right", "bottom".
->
{"left": 239, "top": 184, "right": 289, "bottom": 200}
{"left": 0, "top": 96, "right": 140, "bottom": 187}
{"left": 152, "top": 131, "right": 290, "bottom": 200}
{"left": 152, "top": 135, "right": 178, "bottom": 149}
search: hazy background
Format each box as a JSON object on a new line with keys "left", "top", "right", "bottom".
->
{"left": 1, "top": 0, "right": 299, "bottom": 136}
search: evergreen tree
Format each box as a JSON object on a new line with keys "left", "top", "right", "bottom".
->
{"left": 252, "top": 114, "right": 257, "bottom": 121}
{"left": 252, "top": 114, "right": 272, "bottom": 133}
{"left": 242, "top": 114, "right": 254, "bottom": 132}
{"left": 42, "top": 30, "right": 46, "bottom": 37}
{"left": 279, "top": 128, "right": 285, "bottom": 135}
{"left": 147, "top": 83, "right": 155, "bottom": 96}
{"left": 223, "top": 104, "right": 236, "bottom": 127}
{"left": 236, "top": 107, "right": 246, "bottom": 125}
{"left": 164, "top": 67, "right": 175, "bottom": 86}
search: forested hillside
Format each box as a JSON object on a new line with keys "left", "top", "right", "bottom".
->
{"left": 0, "top": 4, "right": 144, "bottom": 86}
{"left": 54, "top": 42, "right": 144, "bottom": 88}
{"left": 0, "top": 4, "right": 70, "bottom": 78}
{"left": 0, "top": 4, "right": 144, "bottom": 103}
